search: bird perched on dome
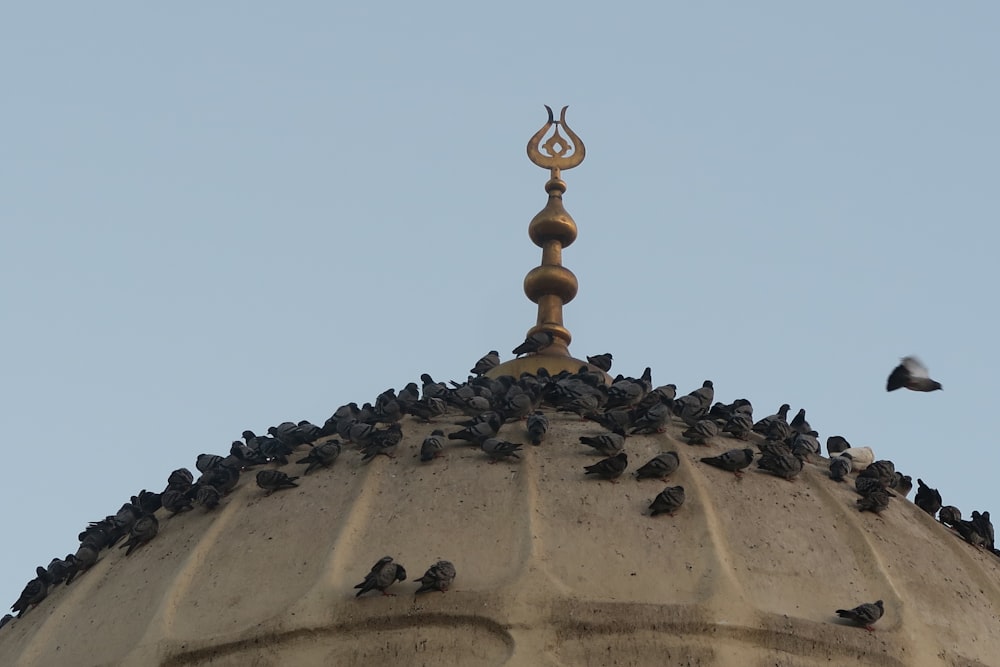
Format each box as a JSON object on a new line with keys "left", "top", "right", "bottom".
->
{"left": 355, "top": 556, "right": 406, "bottom": 597}
{"left": 586, "top": 353, "right": 613, "bottom": 372}
{"left": 470, "top": 350, "right": 500, "bottom": 376}
{"left": 584, "top": 452, "right": 628, "bottom": 481}
{"left": 414, "top": 560, "right": 456, "bottom": 594}
{"left": 915, "top": 478, "right": 942, "bottom": 516}
{"left": 836, "top": 600, "right": 884, "bottom": 631}
{"left": 634, "top": 452, "right": 680, "bottom": 480}
{"left": 512, "top": 331, "right": 554, "bottom": 357}
{"left": 648, "top": 485, "right": 686, "bottom": 516}
{"left": 700, "top": 448, "right": 755, "bottom": 478}
{"left": 886, "top": 356, "right": 942, "bottom": 392}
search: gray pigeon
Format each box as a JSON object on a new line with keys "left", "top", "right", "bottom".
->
{"left": 629, "top": 399, "right": 672, "bottom": 434}
{"left": 119, "top": 514, "right": 159, "bottom": 556}
{"left": 11, "top": 567, "right": 50, "bottom": 618}
{"left": 471, "top": 350, "right": 500, "bottom": 376}
{"left": 722, "top": 413, "right": 753, "bottom": 440}
{"left": 915, "top": 478, "right": 942, "bottom": 515}
{"left": 829, "top": 456, "right": 852, "bottom": 482}
{"left": 161, "top": 489, "right": 195, "bottom": 515}
{"left": 65, "top": 545, "right": 98, "bottom": 585}
{"left": 648, "top": 485, "right": 686, "bottom": 516}
{"left": 634, "top": 452, "right": 680, "bottom": 480}
{"left": 586, "top": 353, "right": 613, "bottom": 372}
{"left": 700, "top": 448, "right": 755, "bottom": 478}
{"left": 938, "top": 506, "right": 961, "bottom": 528}
{"left": 297, "top": 440, "right": 342, "bottom": 474}
{"left": 354, "top": 556, "right": 407, "bottom": 597}
{"left": 526, "top": 411, "right": 549, "bottom": 445}
{"left": 887, "top": 356, "right": 942, "bottom": 392}
{"left": 0, "top": 613, "right": 12, "bottom": 629}
{"left": 481, "top": 437, "right": 523, "bottom": 462}
{"left": 857, "top": 490, "right": 890, "bottom": 514}
{"left": 584, "top": 452, "right": 628, "bottom": 481}
{"left": 195, "top": 484, "right": 221, "bottom": 510}
{"left": 512, "top": 331, "right": 555, "bottom": 357}
{"left": 789, "top": 408, "right": 811, "bottom": 434}
{"left": 361, "top": 423, "right": 403, "bottom": 462}
{"left": 414, "top": 560, "right": 457, "bottom": 594}
{"left": 420, "top": 430, "right": 446, "bottom": 462}
{"left": 757, "top": 449, "right": 806, "bottom": 480}
{"left": 835, "top": 600, "right": 884, "bottom": 631}
{"left": 753, "top": 404, "right": 791, "bottom": 434}
{"left": 256, "top": 470, "right": 300, "bottom": 495}
{"left": 682, "top": 419, "right": 723, "bottom": 445}
{"left": 579, "top": 431, "right": 626, "bottom": 456}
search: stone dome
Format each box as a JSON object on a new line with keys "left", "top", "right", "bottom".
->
{"left": 1, "top": 399, "right": 999, "bottom": 667}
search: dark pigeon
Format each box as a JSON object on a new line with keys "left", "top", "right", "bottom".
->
{"left": 915, "top": 478, "right": 943, "bottom": 516}
{"left": 481, "top": 437, "right": 523, "bottom": 462}
{"left": 757, "top": 449, "right": 806, "bottom": 480}
{"left": 579, "top": 431, "right": 625, "bottom": 457}
{"left": 471, "top": 350, "right": 500, "bottom": 376}
{"left": 161, "top": 489, "right": 195, "bottom": 515}
{"left": 938, "top": 506, "right": 961, "bottom": 528}
{"left": 119, "top": 514, "right": 159, "bottom": 556}
{"left": 586, "top": 353, "right": 613, "bottom": 372}
{"left": 836, "top": 600, "right": 884, "bottom": 631}
{"left": 195, "top": 484, "right": 221, "bottom": 510}
{"left": 700, "top": 448, "right": 755, "bottom": 478}
{"left": 826, "top": 435, "right": 851, "bottom": 456}
{"left": 512, "top": 331, "right": 555, "bottom": 357}
{"left": 648, "top": 485, "right": 686, "bottom": 516}
{"left": 354, "top": 556, "right": 407, "bottom": 597}
{"left": 414, "top": 560, "right": 457, "bottom": 594}
{"left": 255, "top": 470, "right": 299, "bottom": 495}
{"left": 886, "top": 356, "right": 942, "bottom": 392}
{"left": 11, "top": 567, "right": 50, "bottom": 618}
{"left": 634, "top": 452, "right": 680, "bottom": 480}
{"left": 857, "top": 490, "right": 890, "bottom": 514}
{"left": 584, "top": 452, "right": 628, "bottom": 481}
{"left": 0, "top": 614, "right": 12, "bottom": 629}
{"left": 753, "top": 403, "right": 790, "bottom": 434}
{"left": 829, "top": 456, "right": 852, "bottom": 482}
{"left": 297, "top": 440, "right": 342, "bottom": 474}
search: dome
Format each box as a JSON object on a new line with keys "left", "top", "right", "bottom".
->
{"left": 1, "top": 407, "right": 999, "bottom": 666}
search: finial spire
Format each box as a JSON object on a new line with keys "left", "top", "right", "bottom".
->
{"left": 521, "top": 105, "right": 586, "bottom": 358}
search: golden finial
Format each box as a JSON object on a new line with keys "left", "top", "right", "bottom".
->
{"left": 489, "top": 106, "right": 604, "bottom": 379}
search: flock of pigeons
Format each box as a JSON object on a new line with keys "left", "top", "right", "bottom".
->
{"left": 0, "top": 343, "right": 983, "bottom": 635}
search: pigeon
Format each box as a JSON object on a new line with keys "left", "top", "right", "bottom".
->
{"left": 915, "top": 479, "right": 942, "bottom": 516}
{"left": 579, "top": 431, "right": 626, "bottom": 456}
{"left": 972, "top": 511, "right": 995, "bottom": 550}
{"left": 161, "top": 489, "right": 195, "bottom": 515}
{"left": 526, "top": 411, "right": 549, "bottom": 445}
{"left": 414, "top": 560, "right": 457, "bottom": 594}
{"left": 408, "top": 396, "right": 447, "bottom": 422}
{"left": 447, "top": 414, "right": 502, "bottom": 445}
{"left": 838, "top": 447, "right": 875, "bottom": 471}
{"left": 682, "top": 419, "right": 723, "bottom": 445}
{"left": 938, "top": 506, "right": 962, "bottom": 528}
{"left": 45, "top": 557, "right": 73, "bottom": 586}
{"left": 256, "top": 470, "right": 300, "bottom": 495}
{"left": 0, "top": 614, "right": 12, "bottom": 629}
{"left": 829, "top": 456, "right": 852, "bottom": 482}
{"left": 672, "top": 380, "right": 714, "bottom": 425}
{"left": 586, "top": 353, "right": 613, "bottom": 372}
{"left": 584, "top": 452, "right": 628, "bottom": 481}
{"left": 195, "top": 484, "right": 221, "bottom": 510}
{"left": 789, "top": 409, "right": 811, "bottom": 434}
{"left": 857, "top": 490, "right": 890, "bottom": 514}
{"left": 886, "top": 356, "right": 942, "bottom": 392}
{"left": 700, "top": 448, "right": 755, "bottom": 478}
{"left": 836, "top": 600, "right": 884, "bottom": 631}
{"left": 722, "top": 413, "right": 754, "bottom": 440}
{"left": 585, "top": 408, "right": 633, "bottom": 434}
{"left": 753, "top": 404, "right": 791, "bottom": 434}
{"left": 11, "top": 567, "right": 51, "bottom": 618}
{"left": 480, "top": 437, "right": 523, "bottom": 462}
{"left": 826, "top": 435, "right": 851, "bottom": 456}
{"left": 471, "top": 350, "right": 500, "bottom": 376}
{"left": 955, "top": 520, "right": 986, "bottom": 548}
{"left": 420, "top": 430, "right": 446, "bottom": 462}
{"left": 119, "top": 514, "right": 159, "bottom": 556}
{"left": 166, "top": 468, "right": 195, "bottom": 491}
{"left": 630, "top": 398, "right": 673, "bottom": 434}
{"left": 757, "top": 449, "right": 806, "bottom": 480}
{"left": 361, "top": 423, "right": 404, "bottom": 462}
{"left": 354, "top": 556, "right": 407, "bottom": 597}
{"left": 648, "top": 485, "right": 686, "bottom": 516}
{"left": 512, "top": 331, "right": 555, "bottom": 357}
{"left": 892, "top": 473, "right": 913, "bottom": 497}
{"left": 297, "top": 440, "right": 342, "bottom": 474}
{"left": 634, "top": 452, "right": 681, "bottom": 480}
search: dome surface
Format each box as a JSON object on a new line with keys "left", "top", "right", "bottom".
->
{"left": 1, "top": 400, "right": 998, "bottom": 667}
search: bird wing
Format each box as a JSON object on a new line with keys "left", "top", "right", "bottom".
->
{"left": 901, "top": 356, "right": 930, "bottom": 378}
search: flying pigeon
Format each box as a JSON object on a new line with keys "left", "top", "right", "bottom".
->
{"left": 634, "top": 452, "right": 680, "bottom": 480}
{"left": 835, "top": 600, "right": 884, "bottom": 631}
{"left": 256, "top": 470, "right": 300, "bottom": 495}
{"left": 700, "top": 448, "right": 755, "bottom": 478}
{"left": 512, "top": 331, "right": 555, "bottom": 357}
{"left": 584, "top": 452, "right": 628, "bottom": 481}
{"left": 648, "top": 485, "right": 686, "bottom": 516}
{"left": 915, "top": 478, "right": 942, "bottom": 516}
{"left": 354, "top": 556, "right": 407, "bottom": 597}
{"left": 886, "top": 356, "right": 942, "bottom": 392}
{"left": 414, "top": 560, "right": 456, "bottom": 594}
{"left": 470, "top": 350, "right": 500, "bottom": 376}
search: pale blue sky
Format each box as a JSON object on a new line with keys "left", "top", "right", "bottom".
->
{"left": 3, "top": 3, "right": 999, "bottom": 609}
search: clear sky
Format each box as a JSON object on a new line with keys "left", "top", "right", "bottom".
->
{"left": 2, "top": 3, "right": 998, "bottom": 610}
